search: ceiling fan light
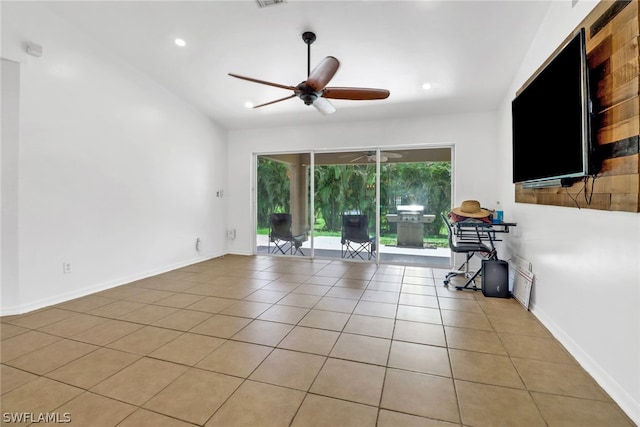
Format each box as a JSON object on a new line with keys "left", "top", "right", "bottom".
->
{"left": 422, "top": 82, "right": 432, "bottom": 90}
{"left": 174, "top": 38, "right": 186, "bottom": 47}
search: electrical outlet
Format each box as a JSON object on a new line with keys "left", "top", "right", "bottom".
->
{"left": 227, "top": 229, "right": 236, "bottom": 239}
{"left": 62, "top": 262, "right": 72, "bottom": 274}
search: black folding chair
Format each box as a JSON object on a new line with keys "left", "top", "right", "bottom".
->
{"left": 341, "top": 214, "right": 376, "bottom": 260}
{"left": 268, "top": 213, "right": 305, "bottom": 255}
{"left": 442, "top": 213, "right": 496, "bottom": 290}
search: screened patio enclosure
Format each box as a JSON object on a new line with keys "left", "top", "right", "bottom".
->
{"left": 255, "top": 147, "right": 452, "bottom": 267}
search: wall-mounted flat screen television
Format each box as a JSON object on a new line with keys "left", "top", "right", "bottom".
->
{"left": 512, "top": 28, "right": 597, "bottom": 186}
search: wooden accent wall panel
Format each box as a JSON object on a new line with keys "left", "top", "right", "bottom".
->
{"left": 515, "top": 0, "right": 640, "bottom": 212}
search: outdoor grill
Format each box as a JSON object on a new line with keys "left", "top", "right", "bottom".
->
{"left": 386, "top": 205, "right": 435, "bottom": 247}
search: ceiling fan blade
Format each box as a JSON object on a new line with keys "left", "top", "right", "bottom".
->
{"left": 382, "top": 152, "right": 402, "bottom": 159}
{"left": 350, "top": 155, "right": 366, "bottom": 163}
{"left": 228, "top": 73, "right": 296, "bottom": 91}
{"left": 306, "top": 56, "right": 340, "bottom": 91}
{"left": 322, "top": 87, "right": 390, "bottom": 100}
{"left": 253, "top": 94, "right": 297, "bottom": 109}
{"left": 312, "top": 97, "right": 336, "bottom": 115}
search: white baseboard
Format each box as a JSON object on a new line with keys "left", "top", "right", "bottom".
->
{"left": 0, "top": 251, "right": 225, "bottom": 316}
{"left": 531, "top": 303, "right": 640, "bottom": 425}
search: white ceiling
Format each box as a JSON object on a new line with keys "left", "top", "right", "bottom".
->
{"left": 43, "top": 0, "right": 551, "bottom": 130}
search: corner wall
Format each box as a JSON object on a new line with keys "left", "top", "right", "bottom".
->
{"left": 498, "top": 0, "right": 640, "bottom": 423}
{"left": 1, "top": 3, "right": 228, "bottom": 314}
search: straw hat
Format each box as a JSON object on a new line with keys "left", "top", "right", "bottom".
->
{"left": 451, "top": 200, "right": 490, "bottom": 218}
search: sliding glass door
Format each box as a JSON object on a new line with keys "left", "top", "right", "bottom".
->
{"left": 255, "top": 147, "right": 451, "bottom": 266}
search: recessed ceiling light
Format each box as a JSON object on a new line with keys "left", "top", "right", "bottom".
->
{"left": 174, "top": 38, "right": 186, "bottom": 47}
{"left": 422, "top": 82, "right": 432, "bottom": 90}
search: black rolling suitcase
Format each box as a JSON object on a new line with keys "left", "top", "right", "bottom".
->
{"left": 481, "top": 259, "right": 510, "bottom": 298}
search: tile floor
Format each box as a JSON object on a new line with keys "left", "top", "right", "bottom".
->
{"left": 0, "top": 255, "right": 635, "bottom": 426}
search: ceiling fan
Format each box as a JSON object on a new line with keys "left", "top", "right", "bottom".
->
{"left": 228, "top": 31, "right": 390, "bottom": 115}
{"left": 341, "top": 151, "right": 403, "bottom": 163}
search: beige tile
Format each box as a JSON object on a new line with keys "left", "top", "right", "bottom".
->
{"left": 5, "top": 339, "right": 98, "bottom": 375}
{"left": 107, "top": 325, "right": 182, "bottom": 355}
{"left": 98, "top": 285, "right": 149, "bottom": 300}
{"left": 314, "top": 296, "right": 358, "bottom": 313}
{"left": 261, "top": 281, "right": 300, "bottom": 293}
{"left": 37, "top": 313, "right": 109, "bottom": 338}
{"left": 444, "top": 326, "right": 506, "bottom": 355}
{"left": 117, "top": 409, "right": 195, "bottom": 427}
{"left": 149, "top": 333, "right": 225, "bottom": 365}
{"left": 531, "top": 392, "right": 635, "bottom": 427}
{"left": 303, "top": 276, "right": 339, "bottom": 287}
{"left": 277, "top": 326, "right": 339, "bottom": 355}
{"left": 186, "top": 296, "right": 237, "bottom": 313}
{"left": 393, "top": 320, "right": 446, "bottom": 346}
{"left": 499, "top": 332, "right": 575, "bottom": 364}
{"left": 396, "top": 305, "right": 442, "bottom": 324}
{"left": 71, "top": 319, "right": 144, "bottom": 346}
{"left": 437, "top": 296, "right": 483, "bottom": 313}
{"left": 456, "top": 380, "right": 546, "bottom": 427}
{"left": 56, "top": 392, "right": 136, "bottom": 427}
{"left": 440, "top": 309, "right": 493, "bottom": 331}
{"left": 0, "top": 323, "right": 29, "bottom": 340}
{"left": 249, "top": 348, "right": 325, "bottom": 391}
{"left": 388, "top": 341, "right": 451, "bottom": 377}
{"left": 399, "top": 293, "right": 439, "bottom": 308}
{"left": 46, "top": 347, "right": 141, "bottom": 389}
{"left": 220, "top": 300, "right": 273, "bottom": 318}
{"left": 381, "top": 369, "right": 459, "bottom": 423}
{"left": 377, "top": 410, "right": 460, "bottom": 427}
{"left": 196, "top": 340, "right": 272, "bottom": 377}
{"left": 291, "top": 394, "right": 378, "bottom": 427}
{"left": 449, "top": 349, "right": 524, "bottom": 389}
{"left": 298, "top": 309, "right": 350, "bottom": 331}
{"left": 329, "top": 333, "right": 390, "bottom": 365}
{"left": 243, "top": 289, "right": 288, "bottom": 303}
{"left": 402, "top": 284, "right": 437, "bottom": 296}
{"left": 258, "top": 304, "right": 310, "bottom": 324}
{"left": 294, "top": 283, "right": 333, "bottom": 295}
{"left": 0, "top": 331, "right": 61, "bottom": 362}
{"left": 56, "top": 295, "right": 116, "bottom": 313}
{"left": 205, "top": 380, "right": 305, "bottom": 427}
{"left": 89, "top": 300, "right": 147, "bottom": 318}
{"left": 232, "top": 319, "right": 293, "bottom": 346}
{"left": 326, "top": 286, "right": 365, "bottom": 299}
{"left": 189, "top": 314, "right": 252, "bottom": 338}
{"left": 310, "top": 358, "right": 385, "bottom": 405}
{"left": 343, "top": 314, "right": 395, "bottom": 339}
{"left": 353, "top": 301, "right": 397, "bottom": 318}
{"left": 144, "top": 368, "right": 242, "bottom": 425}
{"left": 361, "top": 289, "right": 399, "bottom": 304}
{"left": 512, "top": 357, "right": 610, "bottom": 400}
{"left": 119, "top": 304, "right": 179, "bottom": 324}
{"left": 367, "top": 281, "right": 402, "bottom": 292}
{"left": 1, "top": 377, "right": 83, "bottom": 415}
{"left": 276, "top": 293, "right": 322, "bottom": 308}
{"left": 154, "top": 292, "right": 205, "bottom": 308}
{"left": 0, "top": 364, "right": 38, "bottom": 395}
{"left": 91, "top": 357, "right": 187, "bottom": 405}
{"left": 125, "top": 289, "right": 175, "bottom": 304}
{"left": 152, "top": 308, "right": 212, "bottom": 331}
{"left": 4, "top": 308, "right": 77, "bottom": 329}
{"left": 487, "top": 312, "right": 552, "bottom": 337}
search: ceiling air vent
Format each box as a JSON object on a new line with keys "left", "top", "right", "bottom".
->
{"left": 256, "top": 0, "right": 286, "bottom": 7}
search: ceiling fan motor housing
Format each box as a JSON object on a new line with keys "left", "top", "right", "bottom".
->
{"left": 297, "top": 83, "right": 319, "bottom": 105}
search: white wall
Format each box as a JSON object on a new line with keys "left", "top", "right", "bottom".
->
{"left": 0, "top": 3, "right": 228, "bottom": 314}
{"left": 497, "top": 1, "right": 640, "bottom": 423}
{"left": 227, "top": 112, "right": 500, "bottom": 255}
